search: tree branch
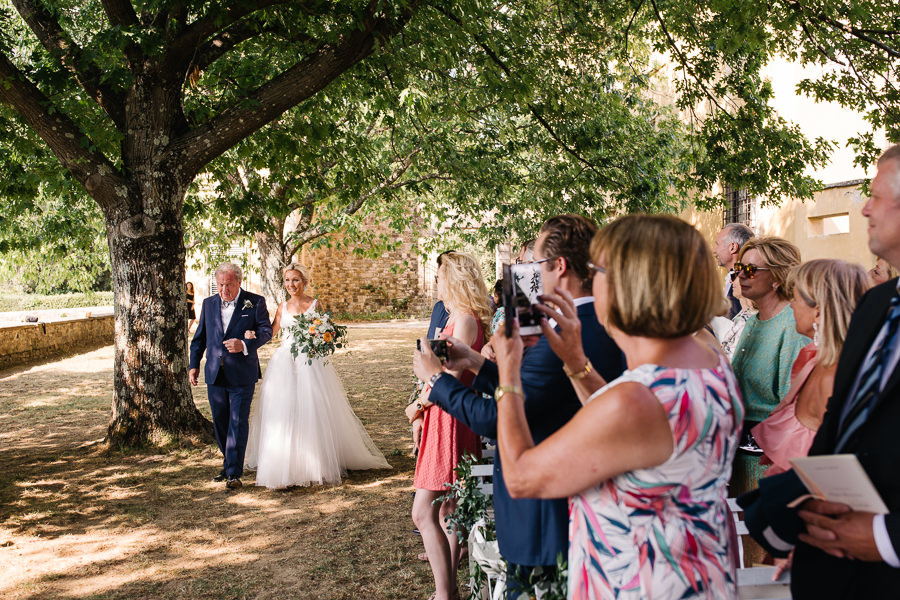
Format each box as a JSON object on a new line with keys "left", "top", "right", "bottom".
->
{"left": 0, "top": 51, "right": 125, "bottom": 210}
{"left": 783, "top": 0, "right": 900, "bottom": 59}
{"left": 165, "top": 0, "right": 294, "bottom": 66}
{"left": 435, "top": 6, "right": 621, "bottom": 177}
{"left": 192, "top": 20, "right": 280, "bottom": 74}
{"left": 10, "top": 0, "right": 127, "bottom": 129}
{"left": 100, "top": 0, "right": 139, "bottom": 27}
{"left": 172, "top": 4, "right": 419, "bottom": 177}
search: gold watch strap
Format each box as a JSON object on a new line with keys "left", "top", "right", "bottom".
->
{"left": 564, "top": 359, "right": 594, "bottom": 380}
{"left": 494, "top": 385, "right": 524, "bottom": 403}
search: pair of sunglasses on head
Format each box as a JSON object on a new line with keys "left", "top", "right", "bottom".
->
{"left": 730, "top": 263, "right": 770, "bottom": 280}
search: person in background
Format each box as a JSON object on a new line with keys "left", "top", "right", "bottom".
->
{"left": 753, "top": 259, "right": 869, "bottom": 476}
{"left": 868, "top": 255, "right": 897, "bottom": 287}
{"left": 412, "top": 251, "right": 491, "bottom": 600}
{"left": 492, "top": 214, "right": 741, "bottom": 598}
{"left": 728, "top": 236, "right": 809, "bottom": 566}
{"left": 712, "top": 222, "right": 756, "bottom": 318}
{"left": 186, "top": 281, "right": 197, "bottom": 331}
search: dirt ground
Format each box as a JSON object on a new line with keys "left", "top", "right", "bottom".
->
{"left": 0, "top": 321, "right": 457, "bottom": 600}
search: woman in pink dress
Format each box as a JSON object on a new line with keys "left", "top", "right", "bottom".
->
{"left": 753, "top": 259, "right": 869, "bottom": 475}
{"left": 411, "top": 251, "right": 491, "bottom": 600}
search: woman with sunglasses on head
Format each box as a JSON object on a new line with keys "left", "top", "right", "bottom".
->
{"left": 492, "top": 214, "right": 742, "bottom": 599}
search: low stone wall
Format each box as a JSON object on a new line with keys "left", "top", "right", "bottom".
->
{"left": 0, "top": 315, "right": 115, "bottom": 371}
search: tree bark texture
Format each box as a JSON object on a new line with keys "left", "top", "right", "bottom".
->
{"left": 104, "top": 175, "right": 213, "bottom": 447}
{"left": 255, "top": 225, "right": 291, "bottom": 307}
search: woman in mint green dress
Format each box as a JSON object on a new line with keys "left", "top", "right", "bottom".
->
{"left": 730, "top": 237, "right": 810, "bottom": 498}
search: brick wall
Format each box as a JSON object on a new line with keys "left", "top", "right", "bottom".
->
{"left": 0, "top": 316, "right": 114, "bottom": 371}
{"left": 303, "top": 218, "right": 426, "bottom": 316}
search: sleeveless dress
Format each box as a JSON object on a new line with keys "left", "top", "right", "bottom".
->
{"left": 413, "top": 317, "right": 484, "bottom": 491}
{"left": 244, "top": 300, "right": 390, "bottom": 489}
{"left": 568, "top": 355, "right": 743, "bottom": 600}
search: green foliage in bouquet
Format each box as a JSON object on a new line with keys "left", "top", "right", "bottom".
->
{"left": 285, "top": 310, "right": 348, "bottom": 365}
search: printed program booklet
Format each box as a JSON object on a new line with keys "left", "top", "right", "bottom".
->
{"left": 788, "top": 454, "right": 889, "bottom": 514}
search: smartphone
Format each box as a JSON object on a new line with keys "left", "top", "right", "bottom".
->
{"left": 502, "top": 262, "right": 544, "bottom": 337}
{"left": 417, "top": 338, "right": 450, "bottom": 362}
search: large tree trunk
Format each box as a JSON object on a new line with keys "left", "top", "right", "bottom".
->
{"left": 104, "top": 166, "right": 211, "bottom": 446}
{"left": 255, "top": 224, "right": 292, "bottom": 306}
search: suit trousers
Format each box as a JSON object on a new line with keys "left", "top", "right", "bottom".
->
{"left": 208, "top": 378, "right": 256, "bottom": 479}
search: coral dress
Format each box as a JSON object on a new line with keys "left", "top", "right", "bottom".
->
{"left": 752, "top": 345, "right": 819, "bottom": 476}
{"left": 413, "top": 317, "right": 484, "bottom": 491}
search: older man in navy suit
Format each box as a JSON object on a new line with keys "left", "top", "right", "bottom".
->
{"left": 414, "top": 214, "right": 625, "bottom": 597}
{"left": 190, "top": 262, "right": 272, "bottom": 489}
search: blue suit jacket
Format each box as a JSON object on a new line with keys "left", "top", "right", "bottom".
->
{"left": 190, "top": 289, "right": 273, "bottom": 386}
{"left": 430, "top": 301, "right": 625, "bottom": 566}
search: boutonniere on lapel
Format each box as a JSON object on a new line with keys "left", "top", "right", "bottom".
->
{"left": 243, "top": 300, "right": 254, "bottom": 310}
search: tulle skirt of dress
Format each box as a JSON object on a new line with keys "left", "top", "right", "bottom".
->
{"left": 245, "top": 343, "right": 390, "bottom": 489}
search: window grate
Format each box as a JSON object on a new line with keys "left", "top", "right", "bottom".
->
{"left": 723, "top": 187, "right": 754, "bottom": 228}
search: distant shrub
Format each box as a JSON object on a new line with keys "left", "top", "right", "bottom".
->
{"left": 0, "top": 291, "right": 114, "bottom": 313}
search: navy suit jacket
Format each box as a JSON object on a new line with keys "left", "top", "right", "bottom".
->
{"left": 790, "top": 279, "right": 900, "bottom": 598}
{"left": 190, "top": 289, "right": 273, "bottom": 386}
{"left": 430, "top": 301, "right": 625, "bottom": 567}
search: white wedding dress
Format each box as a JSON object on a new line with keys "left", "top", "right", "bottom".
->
{"left": 245, "top": 300, "right": 390, "bottom": 488}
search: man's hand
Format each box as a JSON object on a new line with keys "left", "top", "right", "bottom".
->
{"left": 439, "top": 334, "right": 485, "bottom": 374}
{"left": 223, "top": 338, "right": 245, "bottom": 353}
{"left": 798, "top": 499, "right": 882, "bottom": 561}
{"left": 189, "top": 368, "right": 199, "bottom": 386}
{"left": 413, "top": 338, "right": 444, "bottom": 383}
{"left": 534, "top": 287, "right": 587, "bottom": 369}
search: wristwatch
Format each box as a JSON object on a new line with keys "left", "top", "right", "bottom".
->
{"left": 494, "top": 385, "right": 523, "bottom": 403}
{"left": 428, "top": 372, "right": 444, "bottom": 389}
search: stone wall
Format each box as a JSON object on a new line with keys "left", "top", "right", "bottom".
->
{"left": 0, "top": 315, "right": 114, "bottom": 371}
{"left": 303, "top": 218, "right": 426, "bottom": 317}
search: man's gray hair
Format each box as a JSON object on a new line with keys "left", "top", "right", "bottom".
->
{"left": 721, "top": 223, "right": 755, "bottom": 249}
{"left": 215, "top": 262, "right": 243, "bottom": 281}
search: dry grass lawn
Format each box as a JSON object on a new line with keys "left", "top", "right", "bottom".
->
{"left": 0, "top": 321, "right": 455, "bottom": 600}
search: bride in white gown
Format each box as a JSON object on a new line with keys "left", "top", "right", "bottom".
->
{"left": 244, "top": 264, "right": 390, "bottom": 489}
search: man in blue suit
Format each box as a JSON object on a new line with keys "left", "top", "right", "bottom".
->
{"left": 414, "top": 215, "right": 625, "bottom": 597}
{"left": 190, "top": 262, "right": 272, "bottom": 489}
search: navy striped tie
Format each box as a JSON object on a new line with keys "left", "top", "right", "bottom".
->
{"left": 835, "top": 294, "right": 900, "bottom": 451}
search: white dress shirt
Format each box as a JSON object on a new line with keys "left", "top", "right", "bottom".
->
{"left": 220, "top": 291, "right": 248, "bottom": 355}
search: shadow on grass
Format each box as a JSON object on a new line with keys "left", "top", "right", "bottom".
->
{"left": 1, "top": 324, "right": 436, "bottom": 600}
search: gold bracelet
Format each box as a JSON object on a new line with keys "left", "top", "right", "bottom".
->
{"left": 494, "top": 385, "right": 523, "bottom": 403}
{"left": 563, "top": 359, "right": 594, "bottom": 380}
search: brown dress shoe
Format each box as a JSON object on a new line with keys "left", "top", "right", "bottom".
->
{"left": 213, "top": 470, "right": 227, "bottom": 482}
{"left": 226, "top": 478, "right": 243, "bottom": 489}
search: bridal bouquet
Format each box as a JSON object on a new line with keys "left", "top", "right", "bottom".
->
{"left": 285, "top": 310, "right": 348, "bottom": 365}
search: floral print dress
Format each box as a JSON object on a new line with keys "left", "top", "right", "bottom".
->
{"left": 568, "top": 355, "right": 743, "bottom": 599}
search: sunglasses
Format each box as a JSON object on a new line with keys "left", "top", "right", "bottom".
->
{"left": 731, "top": 262, "right": 771, "bottom": 280}
{"left": 587, "top": 261, "right": 606, "bottom": 275}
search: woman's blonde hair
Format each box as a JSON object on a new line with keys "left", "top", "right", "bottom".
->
{"left": 590, "top": 214, "right": 726, "bottom": 338}
{"left": 283, "top": 263, "right": 309, "bottom": 283}
{"left": 737, "top": 237, "right": 801, "bottom": 301}
{"left": 438, "top": 251, "right": 492, "bottom": 337}
{"left": 791, "top": 259, "right": 869, "bottom": 366}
